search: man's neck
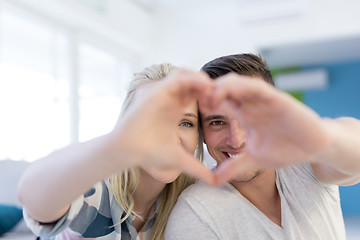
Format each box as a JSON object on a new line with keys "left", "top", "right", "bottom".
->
{"left": 231, "top": 169, "right": 282, "bottom": 226}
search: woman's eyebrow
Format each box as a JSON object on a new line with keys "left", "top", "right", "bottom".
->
{"left": 184, "top": 113, "right": 198, "bottom": 119}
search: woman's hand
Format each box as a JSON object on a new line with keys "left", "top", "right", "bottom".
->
{"left": 113, "top": 69, "right": 216, "bottom": 184}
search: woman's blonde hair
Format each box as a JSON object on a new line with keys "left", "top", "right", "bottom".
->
{"left": 109, "top": 63, "right": 204, "bottom": 240}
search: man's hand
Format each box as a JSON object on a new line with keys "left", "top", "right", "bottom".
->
{"left": 209, "top": 73, "right": 331, "bottom": 184}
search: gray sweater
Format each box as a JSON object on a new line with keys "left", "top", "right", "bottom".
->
{"left": 165, "top": 163, "right": 345, "bottom": 240}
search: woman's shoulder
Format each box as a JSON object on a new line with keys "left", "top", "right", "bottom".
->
{"left": 67, "top": 180, "right": 126, "bottom": 238}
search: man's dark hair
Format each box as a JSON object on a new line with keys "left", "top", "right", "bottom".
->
{"left": 201, "top": 53, "right": 275, "bottom": 86}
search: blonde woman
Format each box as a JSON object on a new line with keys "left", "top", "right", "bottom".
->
{"left": 17, "top": 64, "right": 214, "bottom": 240}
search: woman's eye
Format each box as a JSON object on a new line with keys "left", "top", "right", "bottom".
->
{"left": 210, "top": 121, "right": 224, "bottom": 126}
{"left": 179, "top": 121, "right": 194, "bottom": 128}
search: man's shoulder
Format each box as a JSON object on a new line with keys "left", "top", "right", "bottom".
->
{"left": 179, "top": 180, "right": 235, "bottom": 202}
{"left": 171, "top": 181, "right": 239, "bottom": 224}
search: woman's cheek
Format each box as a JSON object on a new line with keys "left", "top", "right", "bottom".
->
{"left": 185, "top": 130, "right": 198, "bottom": 154}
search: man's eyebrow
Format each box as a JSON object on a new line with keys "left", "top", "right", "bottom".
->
{"left": 184, "top": 113, "right": 198, "bottom": 119}
{"left": 203, "top": 115, "right": 226, "bottom": 122}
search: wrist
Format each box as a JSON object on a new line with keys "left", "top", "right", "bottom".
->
{"left": 104, "top": 129, "right": 143, "bottom": 170}
{"left": 308, "top": 118, "right": 348, "bottom": 168}
{"left": 306, "top": 118, "right": 335, "bottom": 165}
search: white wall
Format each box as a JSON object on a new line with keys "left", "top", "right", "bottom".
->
{"left": 148, "top": 0, "right": 360, "bottom": 69}
{"left": 147, "top": 0, "right": 255, "bottom": 69}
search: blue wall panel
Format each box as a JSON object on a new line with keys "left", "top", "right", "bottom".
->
{"left": 303, "top": 60, "right": 360, "bottom": 216}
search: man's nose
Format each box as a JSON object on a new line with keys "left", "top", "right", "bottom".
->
{"left": 225, "top": 121, "right": 245, "bottom": 149}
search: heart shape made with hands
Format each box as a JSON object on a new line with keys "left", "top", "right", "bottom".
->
{"left": 119, "top": 69, "right": 330, "bottom": 185}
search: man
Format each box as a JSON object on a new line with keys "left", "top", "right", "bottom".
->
{"left": 165, "top": 54, "right": 360, "bottom": 239}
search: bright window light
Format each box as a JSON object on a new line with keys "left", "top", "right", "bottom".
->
{"left": 0, "top": 4, "right": 133, "bottom": 162}
{"left": 0, "top": 6, "right": 70, "bottom": 162}
{"left": 78, "top": 43, "right": 132, "bottom": 142}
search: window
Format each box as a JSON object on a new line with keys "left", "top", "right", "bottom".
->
{"left": 0, "top": 3, "right": 133, "bottom": 161}
{"left": 0, "top": 5, "right": 70, "bottom": 161}
{"left": 78, "top": 42, "right": 132, "bottom": 141}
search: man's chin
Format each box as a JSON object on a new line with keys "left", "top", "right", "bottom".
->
{"left": 231, "top": 170, "right": 263, "bottom": 183}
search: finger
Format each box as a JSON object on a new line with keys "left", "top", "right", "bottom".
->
{"left": 211, "top": 73, "right": 274, "bottom": 110}
{"left": 208, "top": 73, "right": 249, "bottom": 109}
{"left": 165, "top": 69, "right": 214, "bottom": 106}
{"left": 213, "top": 153, "right": 260, "bottom": 185}
{"left": 173, "top": 148, "right": 216, "bottom": 185}
{"left": 209, "top": 76, "right": 235, "bottom": 110}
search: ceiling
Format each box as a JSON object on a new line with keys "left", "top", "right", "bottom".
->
{"left": 130, "top": 0, "right": 301, "bottom": 12}
{"left": 69, "top": 0, "right": 360, "bottom": 68}
{"left": 260, "top": 35, "right": 360, "bottom": 68}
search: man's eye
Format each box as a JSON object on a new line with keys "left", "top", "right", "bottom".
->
{"left": 179, "top": 121, "right": 194, "bottom": 127}
{"left": 210, "top": 121, "right": 224, "bottom": 126}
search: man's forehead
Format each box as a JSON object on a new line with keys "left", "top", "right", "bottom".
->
{"left": 200, "top": 102, "right": 234, "bottom": 121}
{"left": 199, "top": 102, "right": 234, "bottom": 118}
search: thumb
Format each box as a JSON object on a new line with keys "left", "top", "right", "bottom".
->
{"left": 213, "top": 153, "right": 260, "bottom": 185}
{"left": 173, "top": 147, "right": 215, "bottom": 185}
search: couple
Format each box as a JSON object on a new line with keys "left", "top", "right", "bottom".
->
{"left": 18, "top": 54, "right": 360, "bottom": 240}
